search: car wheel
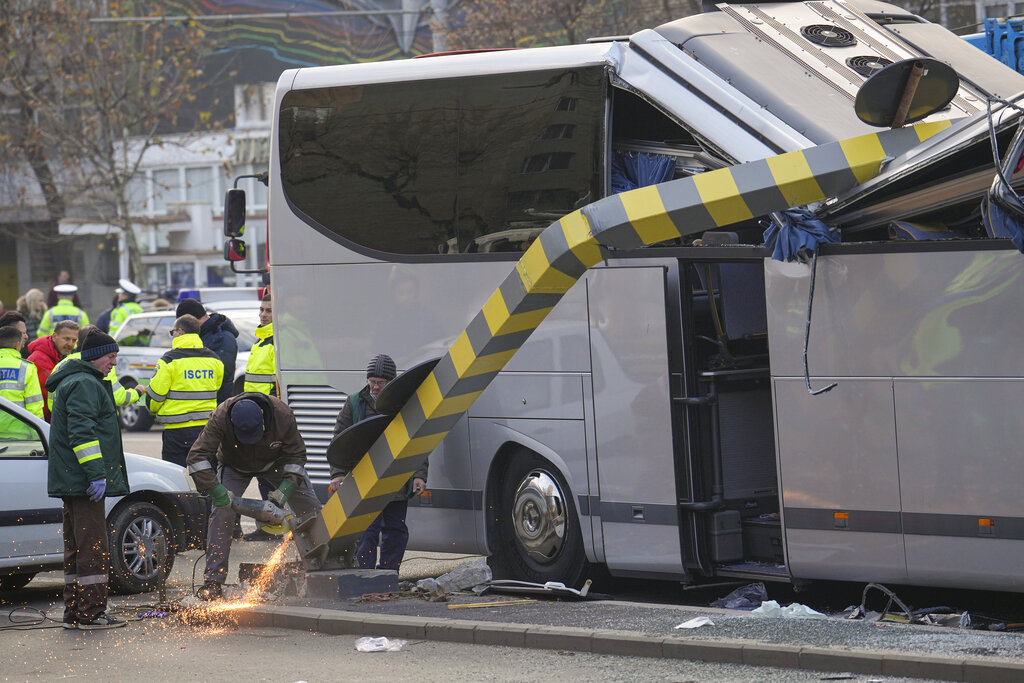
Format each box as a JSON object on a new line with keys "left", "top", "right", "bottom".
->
{"left": 119, "top": 403, "right": 154, "bottom": 432}
{"left": 0, "top": 573, "right": 35, "bottom": 591}
{"left": 107, "top": 501, "right": 175, "bottom": 594}
{"left": 489, "top": 450, "right": 589, "bottom": 587}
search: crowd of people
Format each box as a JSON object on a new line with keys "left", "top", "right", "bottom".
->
{"left": 1, "top": 268, "right": 427, "bottom": 625}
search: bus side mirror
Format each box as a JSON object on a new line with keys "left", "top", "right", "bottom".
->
{"left": 224, "top": 188, "right": 246, "bottom": 237}
{"left": 224, "top": 238, "right": 247, "bottom": 262}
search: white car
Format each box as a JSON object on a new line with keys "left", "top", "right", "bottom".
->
{"left": 112, "top": 303, "right": 260, "bottom": 431}
{"left": 0, "top": 396, "right": 207, "bottom": 593}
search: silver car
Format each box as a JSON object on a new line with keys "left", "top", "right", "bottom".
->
{"left": 0, "top": 396, "right": 206, "bottom": 593}
{"left": 111, "top": 303, "right": 260, "bottom": 431}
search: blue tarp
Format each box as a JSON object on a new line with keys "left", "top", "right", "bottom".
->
{"left": 762, "top": 208, "right": 840, "bottom": 262}
{"left": 610, "top": 151, "right": 676, "bottom": 194}
{"left": 982, "top": 195, "right": 1024, "bottom": 253}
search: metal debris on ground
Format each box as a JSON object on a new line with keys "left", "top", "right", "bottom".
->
{"left": 482, "top": 578, "right": 593, "bottom": 599}
{"left": 357, "top": 588, "right": 448, "bottom": 603}
{"left": 413, "top": 557, "right": 492, "bottom": 595}
{"left": 447, "top": 599, "right": 537, "bottom": 610}
{"left": 674, "top": 616, "right": 714, "bottom": 629}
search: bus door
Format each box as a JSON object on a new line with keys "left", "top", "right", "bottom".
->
{"left": 587, "top": 265, "right": 687, "bottom": 579}
{"left": 673, "top": 255, "right": 782, "bottom": 582}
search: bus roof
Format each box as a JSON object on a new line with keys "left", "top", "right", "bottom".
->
{"left": 283, "top": 42, "right": 624, "bottom": 91}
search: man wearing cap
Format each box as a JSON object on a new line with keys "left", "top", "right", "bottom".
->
{"left": 329, "top": 353, "right": 428, "bottom": 571}
{"left": 46, "top": 330, "right": 128, "bottom": 629}
{"left": 49, "top": 325, "right": 147, "bottom": 414}
{"left": 108, "top": 279, "right": 143, "bottom": 336}
{"left": 27, "top": 320, "right": 79, "bottom": 421}
{"left": 186, "top": 392, "right": 322, "bottom": 600}
{"left": 46, "top": 269, "right": 82, "bottom": 308}
{"left": 37, "top": 284, "right": 88, "bottom": 338}
{"left": 146, "top": 315, "right": 223, "bottom": 467}
{"left": 176, "top": 297, "right": 239, "bottom": 405}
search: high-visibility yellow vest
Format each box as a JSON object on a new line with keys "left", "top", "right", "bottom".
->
{"left": 145, "top": 333, "right": 223, "bottom": 429}
{"left": 0, "top": 347, "right": 43, "bottom": 437}
{"left": 244, "top": 323, "right": 276, "bottom": 395}
{"left": 38, "top": 299, "right": 89, "bottom": 337}
{"left": 109, "top": 301, "right": 143, "bottom": 335}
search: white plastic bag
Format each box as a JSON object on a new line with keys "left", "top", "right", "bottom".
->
{"left": 355, "top": 636, "right": 407, "bottom": 652}
{"left": 751, "top": 599, "right": 826, "bottom": 619}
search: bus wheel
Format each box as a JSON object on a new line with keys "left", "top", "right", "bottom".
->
{"left": 491, "top": 452, "right": 588, "bottom": 587}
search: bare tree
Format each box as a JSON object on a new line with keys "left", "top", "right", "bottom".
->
{"left": 0, "top": 1, "right": 223, "bottom": 289}
{"left": 441, "top": 0, "right": 700, "bottom": 50}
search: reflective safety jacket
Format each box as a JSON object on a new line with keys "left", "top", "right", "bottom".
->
{"left": 37, "top": 299, "right": 89, "bottom": 337}
{"left": 108, "top": 301, "right": 143, "bottom": 336}
{"left": 49, "top": 351, "right": 142, "bottom": 412}
{"left": 145, "top": 333, "right": 223, "bottom": 430}
{"left": 46, "top": 358, "right": 128, "bottom": 498}
{"left": 243, "top": 323, "right": 276, "bottom": 395}
{"left": 0, "top": 348, "right": 43, "bottom": 438}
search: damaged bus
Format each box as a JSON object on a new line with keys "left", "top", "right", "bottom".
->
{"left": 236, "top": 0, "right": 1024, "bottom": 591}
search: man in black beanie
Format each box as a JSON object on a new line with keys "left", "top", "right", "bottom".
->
{"left": 175, "top": 298, "right": 238, "bottom": 404}
{"left": 328, "top": 353, "right": 428, "bottom": 571}
{"left": 45, "top": 330, "right": 128, "bottom": 629}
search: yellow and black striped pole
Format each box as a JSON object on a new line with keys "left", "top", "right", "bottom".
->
{"left": 319, "top": 120, "right": 953, "bottom": 547}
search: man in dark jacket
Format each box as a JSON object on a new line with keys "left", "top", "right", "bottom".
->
{"left": 186, "top": 392, "right": 322, "bottom": 600}
{"left": 176, "top": 298, "right": 239, "bottom": 404}
{"left": 46, "top": 330, "right": 128, "bottom": 629}
{"left": 329, "top": 354, "right": 428, "bottom": 571}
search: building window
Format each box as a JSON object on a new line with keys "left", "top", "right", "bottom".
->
{"left": 185, "top": 167, "right": 214, "bottom": 204}
{"left": 152, "top": 168, "right": 181, "bottom": 214}
{"left": 170, "top": 262, "right": 195, "bottom": 289}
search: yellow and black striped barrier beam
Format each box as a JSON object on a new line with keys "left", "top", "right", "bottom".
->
{"left": 319, "top": 120, "right": 953, "bottom": 546}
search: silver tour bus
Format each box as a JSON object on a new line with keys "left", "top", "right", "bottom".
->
{"left": 229, "top": 0, "right": 1024, "bottom": 591}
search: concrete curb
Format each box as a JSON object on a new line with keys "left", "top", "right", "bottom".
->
{"left": 236, "top": 605, "right": 1024, "bottom": 682}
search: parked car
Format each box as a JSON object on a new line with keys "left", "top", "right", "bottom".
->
{"left": 112, "top": 303, "right": 260, "bottom": 431}
{"left": 0, "top": 396, "right": 207, "bottom": 593}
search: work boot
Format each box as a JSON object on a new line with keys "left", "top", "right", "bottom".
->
{"left": 197, "top": 581, "right": 223, "bottom": 601}
{"left": 77, "top": 613, "right": 126, "bottom": 630}
{"left": 242, "top": 527, "right": 282, "bottom": 542}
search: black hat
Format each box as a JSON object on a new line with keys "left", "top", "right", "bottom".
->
{"left": 176, "top": 297, "right": 206, "bottom": 319}
{"left": 366, "top": 354, "right": 396, "bottom": 381}
{"left": 230, "top": 399, "right": 265, "bottom": 444}
{"left": 81, "top": 330, "right": 119, "bottom": 361}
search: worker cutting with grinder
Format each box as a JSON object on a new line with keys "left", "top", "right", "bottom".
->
{"left": 186, "top": 392, "right": 322, "bottom": 600}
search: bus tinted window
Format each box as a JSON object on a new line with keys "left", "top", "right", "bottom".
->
{"left": 279, "top": 67, "right": 605, "bottom": 255}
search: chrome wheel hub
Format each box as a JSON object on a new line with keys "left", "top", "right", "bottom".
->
{"left": 511, "top": 470, "right": 567, "bottom": 563}
{"left": 121, "top": 517, "right": 164, "bottom": 580}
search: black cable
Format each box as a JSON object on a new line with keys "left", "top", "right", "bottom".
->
{"left": 0, "top": 607, "right": 64, "bottom": 631}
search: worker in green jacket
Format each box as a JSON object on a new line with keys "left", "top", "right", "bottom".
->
{"left": 48, "top": 325, "right": 147, "bottom": 414}
{"left": 46, "top": 330, "right": 128, "bottom": 630}
{"left": 38, "top": 284, "right": 89, "bottom": 337}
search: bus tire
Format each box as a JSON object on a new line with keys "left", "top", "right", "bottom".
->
{"left": 490, "top": 451, "right": 588, "bottom": 587}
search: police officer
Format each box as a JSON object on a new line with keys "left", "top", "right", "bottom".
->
{"left": 145, "top": 314, "right": 223, "bottom": 467}
{"left": 108, "top": 279, "right": 142, "bottom": 336}
{"left": 38, "top": 284, "right": 89, "bottom": 337}
{"left": 0, "top": 325, "right": 43, "bottom": 437}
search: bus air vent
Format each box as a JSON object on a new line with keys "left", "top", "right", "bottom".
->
{"left": 846, "top": 55, "right": 892, "bottom": 78}
{"left": 800, "top": 24, "right": 856, "bottom": 47}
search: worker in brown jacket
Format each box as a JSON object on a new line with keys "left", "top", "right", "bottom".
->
{"left": 186, "top": 391, "right": 321, "bottom": 600}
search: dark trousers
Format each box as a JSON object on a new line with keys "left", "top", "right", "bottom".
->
{"left": 62, "top": 496, "right": 109, "bottom": 622}
{"left": 162, "top": 425, "right": 204, "bottom": 467}
{"left": 357, "top": 499, "right": 410, "bottom": 571}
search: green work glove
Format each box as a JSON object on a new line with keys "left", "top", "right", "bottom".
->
{"left": 268, "top": 480, "right": 296, "bottom": 508}
{"left": 208, "top": 484, "right": 232, "bottom": 508}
